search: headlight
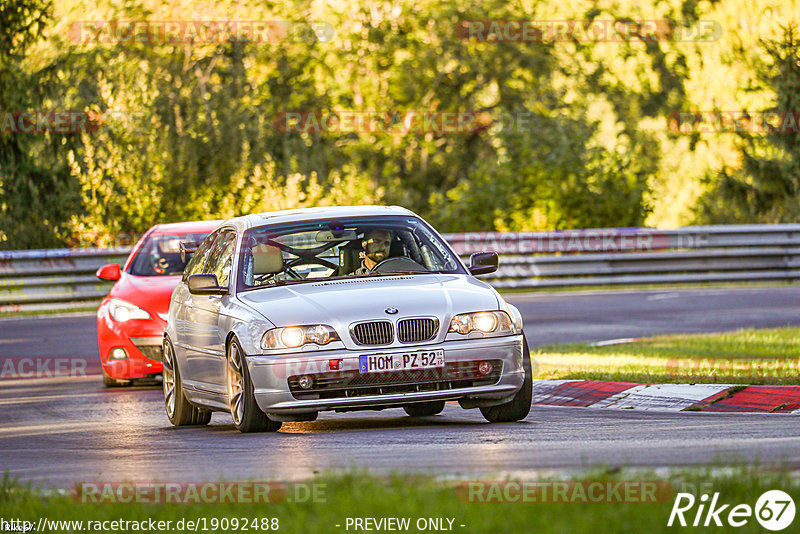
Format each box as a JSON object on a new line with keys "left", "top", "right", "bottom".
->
{"left": 449, "top": 311, "right": 514, "bottom": 335}
{"left": 262, "top": 325, "right": 340, "bottom": 350}
{"left": 108, "top": 298, "right": 151, "bottom": 322}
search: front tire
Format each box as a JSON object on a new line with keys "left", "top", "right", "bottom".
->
{"left": 162, "top": 338, "right": 211, "bottom": 426}
{"left": 403, "top": 401, "right": 446, "bottom": 417}
{"left": 480, "top": 336, "right": 532, "bottom": 423}
{"left": 227, "top": 338, "right": 282, "bottom": 433}
{"left": 102, "top": 368, "right": 125, "bottom": 387}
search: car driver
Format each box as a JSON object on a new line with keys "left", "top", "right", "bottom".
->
{"left": 353, "top": 229, "right": 392, "bottom": 275}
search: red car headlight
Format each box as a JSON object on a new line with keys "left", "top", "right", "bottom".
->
{"left": 108, "top": 298, "right": 151, "bottom": 322}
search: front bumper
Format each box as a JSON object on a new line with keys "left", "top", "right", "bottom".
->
{"left": 247, "top": 334, "right": 525, "bottom": 415}
{"left": 97, "top": 303, "right": 165, "bottom": 379}
{"left": 100, "top": 335, "right": 164, "bottom": 379}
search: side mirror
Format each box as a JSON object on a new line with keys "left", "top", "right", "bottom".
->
{"left": 468, "top": 252, "right": 498, "bottom": 276}
{"left": 96, "top": 263, "right": 121, "bottom": 281}
{"left": 187, "top": 273, "right": 228, "bottom": 295}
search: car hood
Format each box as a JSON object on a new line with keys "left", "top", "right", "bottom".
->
{"left": 237, "top": 274, "right": 499, "bottom": 336}
{"left": 111, "top": 273, "right": 182, "bottom": 315}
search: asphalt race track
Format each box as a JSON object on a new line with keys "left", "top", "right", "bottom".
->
{"left": 1, "top": 286, "right": 799, "bottom": 486}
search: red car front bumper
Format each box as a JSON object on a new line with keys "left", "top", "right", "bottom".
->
{"left": 97, "top": 298, "right": 165, "bottom": 379}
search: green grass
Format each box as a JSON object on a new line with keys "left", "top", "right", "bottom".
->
{"left": 3, "top": 469, "right": 799, "bottom": 534}
{"left": 497, "top": 280, "right": 798, "bottom": 294}
{"left": 532, "top": 327, "right": 800, "bottom": 384}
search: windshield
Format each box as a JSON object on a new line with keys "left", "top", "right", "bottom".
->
{"left": 128, "top": 232, "right": 211, "bottom": 276}
{"left": 237, "top": 216, "right": 465, "bottom": 291}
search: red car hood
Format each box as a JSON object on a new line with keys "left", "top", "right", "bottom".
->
{"left": 110, "top": 273, "right": 182, "bottom": 316}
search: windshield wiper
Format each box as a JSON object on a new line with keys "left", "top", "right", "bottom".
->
{"left": 253, "top": 270, "right": 435, "bottom": 289}
{"left": 270, "top": 278, "right": 319, "bottom": 287}
{"left": 355, "top": 270, "right": 434, "bottom": 277}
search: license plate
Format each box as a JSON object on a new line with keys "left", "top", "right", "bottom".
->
{"left": 359, "top": 350, "right": 445, "bottom": 373}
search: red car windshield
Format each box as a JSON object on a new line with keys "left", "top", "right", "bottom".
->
{"left": 128, "top": 233, "right": 210, "bottom": 276}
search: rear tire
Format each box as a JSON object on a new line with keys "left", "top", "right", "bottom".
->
{"left": 403, "top": 401, "right": 446, "bottom": 417}
{"left": 163, "top": 338, "right": 211, "bottom": 426}
{"left": 227, "top": 338, "right": 282, "bottom": 433}
{"left": 480, "top": 336, "right": 532, "bottom": 423}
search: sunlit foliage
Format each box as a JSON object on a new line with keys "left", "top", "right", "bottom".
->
{"left": 0, "top": 0, "right": 796, "bottom": 248}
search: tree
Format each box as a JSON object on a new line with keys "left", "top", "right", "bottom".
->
{"left": 697, "top": 25, "right": 800, "bottom": 223}
{"left": 0, "top": 0, "right": 80, "bottom": 248}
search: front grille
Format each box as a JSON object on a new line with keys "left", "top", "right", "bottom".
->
{"left": 135, "top": 345, "right": 162, "bottom": 362}
{"left": 288, "top": 359, "right": 503, "bottom": 400}
{"left": 351, "top": 321, "right": 393, "bottom": 345}
{"left": 397, "top": 318, "right": 438, "bottom": 343}
{"left": 131, "top": 337, "right": 163, "bottom": 361}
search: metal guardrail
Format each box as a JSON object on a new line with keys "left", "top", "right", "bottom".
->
{"left": 0, "top": 248, "right": 130, "bottom": 313}
{"left": 1, "top": 224, "right": 798, "bottom": 313}
{"left": 444, "top": 224, "right": 800, "bottom": 288}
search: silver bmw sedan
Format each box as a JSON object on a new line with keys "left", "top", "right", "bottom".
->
{"left": 162, "top": 205, "right": 531, "bottom": 432}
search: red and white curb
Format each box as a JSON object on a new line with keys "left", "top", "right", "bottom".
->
{"left": 533, "top": 380, "right": 800, "bottom": 413}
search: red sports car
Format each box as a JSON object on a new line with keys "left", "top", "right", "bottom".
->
{"left": 95, "top": 220, "right": 220, "bottom": 386}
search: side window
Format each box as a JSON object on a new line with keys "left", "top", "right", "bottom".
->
{"left": 183, "top": 231, "right": 219, "bottom": 281}
{"left": 203, "top": 231, "right": 236, "bottom": 287}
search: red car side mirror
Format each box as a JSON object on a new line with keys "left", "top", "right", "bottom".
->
{"left": 96, "top": 263, "right": 121, "bottom": 281}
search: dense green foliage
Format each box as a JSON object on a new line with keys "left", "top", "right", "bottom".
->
{"left": 0, "top": 0, "right": 80, "bottom": 248}
{"left": 697, "top": 26, "right": 800, "bottom": 223}
{"left": 0, "top": 0, "right": 797, "bottom": 248}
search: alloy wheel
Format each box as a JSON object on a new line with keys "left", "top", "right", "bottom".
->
{"left": 162, "top": 341, "right": 176, "bottom": 418}
{"left": 227, "top": 343, "right": 245, "bottom": 426}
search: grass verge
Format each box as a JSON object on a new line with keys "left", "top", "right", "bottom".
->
{"left": 2, "top": 468, "right": 799, "bottom": 533}
{"left": 532, "top": 327, "right": 800, "bottom": 384}
{"left": 497, "top": 280, "right": 798, "bottom": 295}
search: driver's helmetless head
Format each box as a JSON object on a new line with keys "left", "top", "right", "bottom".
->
{"left": 362, "top": 229, "right": 392, "bottom": 264}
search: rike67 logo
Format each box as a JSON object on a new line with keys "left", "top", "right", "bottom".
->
{"left": 668, "top": 490, "right": 796, "bottom": 530}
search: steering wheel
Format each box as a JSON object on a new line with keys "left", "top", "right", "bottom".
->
{"left": 253, "top": 256, "right": 340, "bottom": 284}
{"left": 285, "top": 257, "right": 339, "bottom": 279}
{"left": 371, "top": 256, "right": 428, "bottom": 273}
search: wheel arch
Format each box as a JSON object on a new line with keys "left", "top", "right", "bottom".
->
{"left": 226, "top": 319, "right": 262, "bottom": 355}
{"left": 225, "top": 331, "right": 238, "bottom": 354}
